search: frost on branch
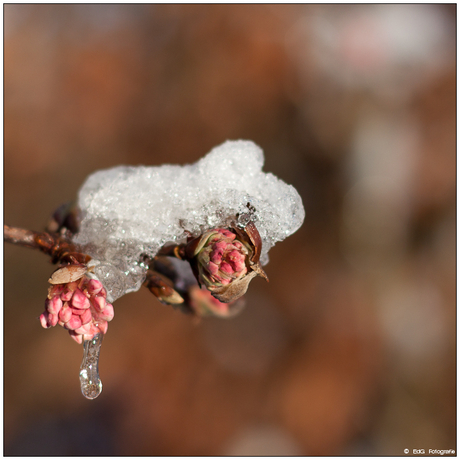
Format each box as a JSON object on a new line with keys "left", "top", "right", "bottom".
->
{"left": 73, "top": 140, "right": 305, "bottom": 302}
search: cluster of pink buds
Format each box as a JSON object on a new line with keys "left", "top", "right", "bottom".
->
{"left": 39, "top": 266, "right": 114, "bottom": 344}
{"left": 185, "top": 225, "right": 268, "bottom": 303}
{"left": 195, "top": 228, "right": 249, "bottom": 287}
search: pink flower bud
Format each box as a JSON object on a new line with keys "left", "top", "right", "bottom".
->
{"left": 48, "top": 313, "right": 59, "bottom": 327}
{"left": 192, "top": 229, "right": 250, "bottom": 291}
{"left": 59, "top": 304, "right": 73, "bottom": 323}
{"left": 64, "top": 315, "right": 82, "bottom": 331}
{"left": 71, "top": 288, "right": 90, "bottom": 309}
{"left": 80, "top": 308, "right": 93, "bottom": 325}
{"left": 220, "top": 262, "right": 233, "bottom": 274}
{"left": 43, "top": 270, "right": 114, "bottom": 343}
{"left": 39, "top": 312, "right": 51, "bottom": 328}
{"left": 46, "top": 296, "right": 63, "bottom": 315}
{"left": 208, "top": 262, "right": 219, "bottom": 275}
{"left": 90, "top": 295, "right": 106, "bottom": 312}
{"left": 218, "top": 228, "right": 236, "bottom": 240}
{"left": 87, "top": 279, "right": 103, "bottom": 295}
{"left": 185, "top": 224, "right": 269, "bottom": 303}
{"left": 94, "top": 303, "right": 114, "bottom": 322}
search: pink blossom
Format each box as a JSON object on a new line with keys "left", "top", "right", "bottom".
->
{"left": 40, "top": 271, "right": 113, "bottom": 343}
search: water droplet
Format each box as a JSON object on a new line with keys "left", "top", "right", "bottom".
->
{"left": 79, "top": 333, "right": 103, "bottom": 400}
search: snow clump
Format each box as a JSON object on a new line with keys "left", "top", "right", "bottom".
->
{"left": 73, "top": 140, "right": 305, "bottom": 301}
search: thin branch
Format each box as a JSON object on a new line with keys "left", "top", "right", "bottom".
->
{"left": 4, "top": 224, "right": 79, "bottom": 263}
{"left": 4, "top": 225, "right": 38, "bottom": 248}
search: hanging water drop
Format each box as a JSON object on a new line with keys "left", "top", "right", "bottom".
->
{"left": 79, "top": 333, "right": 103, "bottom": 399}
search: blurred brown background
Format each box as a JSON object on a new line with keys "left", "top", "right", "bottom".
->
{"left": 4, "top": 4, "right": 456, "bottom": 456}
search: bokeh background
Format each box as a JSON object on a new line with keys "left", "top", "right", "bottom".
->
{"left": 4, "top": 4, "right": 456, "bottom": 456}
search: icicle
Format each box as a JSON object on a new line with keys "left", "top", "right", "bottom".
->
{"left": 79, "top": 333, "right": 103, "bottom": 399}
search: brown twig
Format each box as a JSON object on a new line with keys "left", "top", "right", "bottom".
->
{"left": 4, "top": 224, "right": 184, "bottom": 306}
{"left": 4, "top": 225, "right": 38, "bottom": 248}
{"left": 4, "top": 224, "right": 81, "bottom": 264}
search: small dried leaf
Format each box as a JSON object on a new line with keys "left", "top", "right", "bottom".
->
{"left": 48, "top": 265, "right": 87, "bottom": 285}
{"left": 184, "top": 230, "right": 217, "bottom": 259}
{"left": 208, "top": 270, "right": 258, "bottom": 303}
{"left": 249, "top": 261, "right": 269, "bottom": 282}
{"left": 243, "top": 221, "right": 263, "bottom": 263}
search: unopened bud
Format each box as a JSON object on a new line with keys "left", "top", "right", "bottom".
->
{"left": 187, "top": 226, "right": 268, "bottom": 303}
{"left": 45, "top": 296, "right": 63, "bottom": 315}
{"left": 71, "top": 288, "right": 90, "bottom": 309}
